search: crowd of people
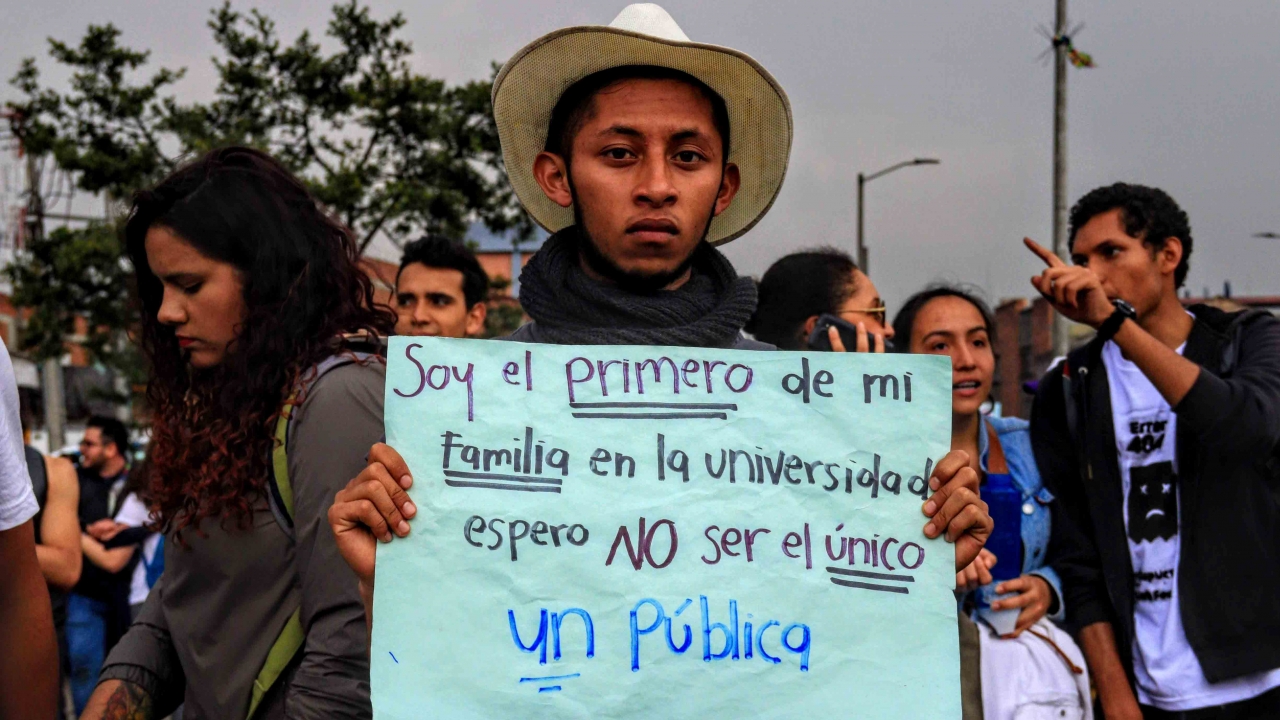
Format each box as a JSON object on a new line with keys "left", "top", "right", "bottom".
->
{"left": 1, "top": 4, "right": 1277, "bottom": 719}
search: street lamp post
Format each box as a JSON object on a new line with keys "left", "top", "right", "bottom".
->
{"left": 855, "top": 158, "right": 940, "bottom": 274}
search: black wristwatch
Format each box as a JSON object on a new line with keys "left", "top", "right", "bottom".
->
{"left": 1096, "top": 298, "right": 1137, "bottom": 341}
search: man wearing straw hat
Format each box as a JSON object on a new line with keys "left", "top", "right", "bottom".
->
{"left": 491, "top": 3, "right": 789, "bottom": 349}
{"left": 331, "top": 0, "right": 992, "bottom": 660}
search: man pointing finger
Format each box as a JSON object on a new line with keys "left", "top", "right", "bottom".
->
{"left": 1029, "top": 183, "right": 1280, "bottom": 719}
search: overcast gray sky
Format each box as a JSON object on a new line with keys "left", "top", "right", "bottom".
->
{"left": 4, "top": 0, "right": 1278, "bottom": 313}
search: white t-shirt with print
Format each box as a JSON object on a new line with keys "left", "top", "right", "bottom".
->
{"left": 1104, "top": 339, "right": 1280, "bottom": 710}
{"left": 113, "top": 492, "right": 162, "bottom": 606}
{"left": 0, "top": 339, "right": 36, "bottom": 532}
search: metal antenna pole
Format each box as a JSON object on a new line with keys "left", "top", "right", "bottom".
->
{"left": 1051, "top": 0, "right": 1070, "bottom": 357}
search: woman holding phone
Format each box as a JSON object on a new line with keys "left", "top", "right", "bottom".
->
{"left": 747, "top": 247, "right": 893, "bottom": 352}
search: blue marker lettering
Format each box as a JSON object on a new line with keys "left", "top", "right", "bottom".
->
{"left": 756, "top": 620, "right": 781, "bottom": 664}
{"left": 508, "top": 609, "right": 548, "bottom": 665}
{"left": 664, "top": 598, "right": 693, "bottom": 654}
{"left": 782, "top": 623, "right": 812, "bottom": 671}
{"left": 629, "top": 598, "right": 665, "bottom": 671}
{"left": 700, "top": 596, "right": 738, "bottom": 661}
{"left": 551, "top": 608, "right": 595, "bottom": 660}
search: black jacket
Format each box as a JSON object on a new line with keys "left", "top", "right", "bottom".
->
{"left": 1031, "top": 304, "right": 1280, "bottom": 684}
{"left": 74, "top": 467, "right": 129, "bottom": 603}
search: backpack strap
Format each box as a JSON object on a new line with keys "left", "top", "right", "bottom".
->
{"left": 251, "top": 350, "right": 377, "bottom": 717}
{"left": 143, "top": 534, "right": 165, "bottom": 588}
{"left": 1059, "top": 343, "right": 1097, "bottom": 479}
{"left": 267, "top": 400, "right": 297, "bottom": 537}
{"left": 265, "top": 352, "right": 376, "bottom": 537}
{"left": 247, "top": 608, "right": 305, "bottom": 720}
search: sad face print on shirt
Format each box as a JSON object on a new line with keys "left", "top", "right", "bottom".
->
{"left": 1128, "top": 461, "right": 1178, "bottom": 542}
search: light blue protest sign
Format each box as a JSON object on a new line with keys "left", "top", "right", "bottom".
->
{"left": 373, "top": 337, "right": 959, "bottom": 718}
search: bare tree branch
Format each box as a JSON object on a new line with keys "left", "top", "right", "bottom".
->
{"left": 358, "top": 201, "right": 399, "bottom": 255}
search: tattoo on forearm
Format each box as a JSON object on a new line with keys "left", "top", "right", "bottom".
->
{"left": 102, "top": 682, "right": 154, "bottom": 720}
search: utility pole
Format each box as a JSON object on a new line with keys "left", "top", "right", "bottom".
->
{"left": 1051, "top": 0, "right": 1070, "bottom": 358}
{"left": 23, "top": 151, "right": 67, "bottom": 451}
{"left": 856, "top": 174, "right": 867, "bottom": 272}
{"left": 856, "top": 158, "right": 940, "bottom": 275}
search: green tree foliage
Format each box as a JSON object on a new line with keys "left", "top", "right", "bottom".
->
{"left": 3, "top": 222, "right": 136, "bottom": 365}
{"left": 8, "top": 26, "right": 183, "bottom": 201}
{"left": 169, "top": 3, "right": 532, "bottom": 250}
{"left": 5, "top": 1, "right": 533, "bottom": 370}
{"left": 483, "top": 303, "right": 526, "bottom": 339}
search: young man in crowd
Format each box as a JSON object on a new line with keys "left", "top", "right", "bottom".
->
{"left": 393, "top": 234, "right": 489, "bottom": 338}
{"left": 1028, "top": 183, "right": 1280, "bottom": 719}
{"left": 0, "top": 341, "right": 59, "bottom": 719}
{"left": 330, "top": 2, "right": 992, "bottom": 629}
{"left": 67, "top": 415, "right": 132, "bottom": 714}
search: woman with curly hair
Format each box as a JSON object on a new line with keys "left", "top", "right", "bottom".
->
{"left": 82, "top": 147, "right": 394, "bottom": 720}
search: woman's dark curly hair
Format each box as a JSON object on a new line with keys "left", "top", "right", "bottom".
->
{"left": 125, "top": 147, "right": 395, "bottom": 537}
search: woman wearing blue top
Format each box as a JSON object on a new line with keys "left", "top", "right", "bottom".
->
{"left": 893, "top": 286, "right": 1063, "bottom": 633}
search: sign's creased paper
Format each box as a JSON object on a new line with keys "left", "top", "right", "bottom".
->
{"left": 373, "top": 338, "right": 960, "bottom": 719}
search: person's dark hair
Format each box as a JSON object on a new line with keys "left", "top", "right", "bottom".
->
{"left": 125, "top": 146, "right": 395, "bottom": 537}
{"left": 1068, "top": 182, "right": 1193, "bottom": 288}
{"left": 397, "top": 234, "right": 489, "bottom": 308}
{"left": 87, "top": 415, "right": 129, "bottom": 456}
{"left": 892, "top": 285, "right": 997, "bottom": 352}
{"left": 746, "top": 248, "right": 859, "bottom": 350}
{"left": 546, "top": 65, "right": 731, "bottom": 162}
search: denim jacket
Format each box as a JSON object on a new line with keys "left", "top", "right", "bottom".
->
{"left": 976, "top": 414, "right": 1065, "bottom": 622}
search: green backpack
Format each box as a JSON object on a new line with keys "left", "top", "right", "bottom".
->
{"left": 248, "top": 351, "right": 377, "bottom": 719}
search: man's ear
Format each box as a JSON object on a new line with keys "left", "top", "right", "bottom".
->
{"left": 713, "top": 162, "right": 741, "bottom": 217}
{"left": 533, "top": 152, "right": 573, "bottom": 208}
{"left": 464, "top": 302, "right": 488, "bottom": 337}
{"left": 1158, "top": 236, "right": 1184, "bottom": 279}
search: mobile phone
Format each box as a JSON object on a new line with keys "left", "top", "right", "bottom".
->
{"left": 807, "top": 313, "right": 894, "bottom": 352}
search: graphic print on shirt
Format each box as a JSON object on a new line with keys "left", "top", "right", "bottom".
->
{"left": 1103, "top": 334, "right": 1280, "bottom": 708}
{"left": 1133, "top": 568, "right": 1174, "bottom": 603}
{"left": 1114, "top": 406, "right": 1179, "bottom": 612}
{"left": 1126, "top": 417, "right": 1168, "bottom": 455}
{"left": 1127, "top": 461, "right": 1178, "bottom": 542}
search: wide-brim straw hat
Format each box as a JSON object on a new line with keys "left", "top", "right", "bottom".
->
{"left": 492, "top": 3, "right": 793, "bottom": 246}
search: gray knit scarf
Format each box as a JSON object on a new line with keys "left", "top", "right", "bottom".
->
{"left": 517, "top": 227, "right": 757, "bottom": 347}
